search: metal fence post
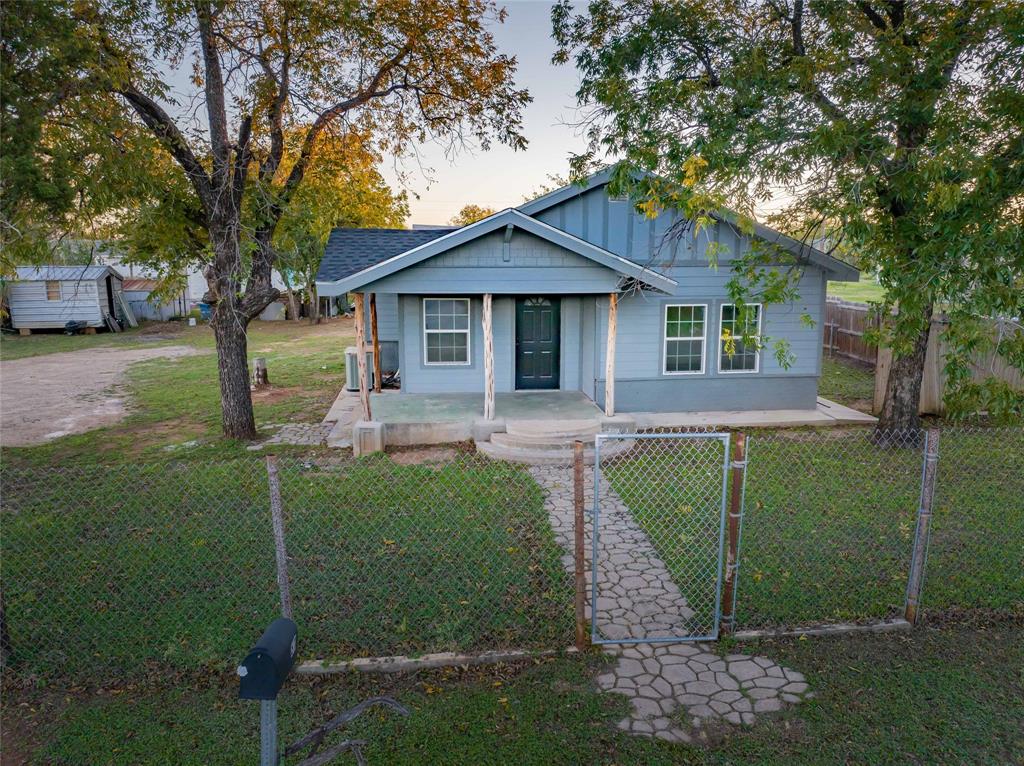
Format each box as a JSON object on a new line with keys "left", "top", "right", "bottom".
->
{"left": 573, "top": 440, "right": 589, "bottom": 651}
{"left": 905, "top": 428, "right": 940, "bottom": 625}
{"left": 265, "top": 455, "right": 293, "bottom": 620}
{"left": 259, "top": 699, "right": 278, "bottom": 766}
{"left": 720, "top": 432, "right": 746, "bottom": 635}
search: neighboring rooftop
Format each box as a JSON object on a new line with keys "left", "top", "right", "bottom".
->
{"left": 317, "top": 227, "right": 458, "bottom": 283}
{"left": 14, "top": 265, "right": 120, "bottom": 282}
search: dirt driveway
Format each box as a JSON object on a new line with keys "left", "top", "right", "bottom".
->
{"left": 0, "top": 345, "right": 204, "bottom": 447}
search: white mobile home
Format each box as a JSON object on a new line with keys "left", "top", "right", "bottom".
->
{"left": 7, "top": 265, "right": 127, "bottom": 332}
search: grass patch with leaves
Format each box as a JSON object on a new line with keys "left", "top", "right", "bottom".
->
{"left": 5, "top": 624, "right": 1021, "bottom": 765}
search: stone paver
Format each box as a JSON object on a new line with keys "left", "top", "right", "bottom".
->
{"left": 261, "top": 422, "right": 332, "bottom": 447}
{"left": 530, "top": 465, "right": 814, "bottom": 741}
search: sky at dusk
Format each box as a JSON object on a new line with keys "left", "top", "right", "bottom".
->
{"left": 383, "top": 1, "right": 593, "bottom": 226}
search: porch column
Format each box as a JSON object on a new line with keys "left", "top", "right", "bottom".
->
{"left": 483, "top": 293, "right": 495, "bottom": 420}
{"left": 369, "top": 293, "right": 382, "bottom": 393}
{"left": 604, "top": 292, "right": 617, "bottom": 417}
{"left": 353, "top": 292, "right": 372, "bottom": 421}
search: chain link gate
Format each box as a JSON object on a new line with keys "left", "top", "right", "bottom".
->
{"left": 591, "top": 432, "right": 732, "bottom": 643}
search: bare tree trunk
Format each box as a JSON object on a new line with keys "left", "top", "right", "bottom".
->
{"left": 877, "top": 305, "right": 933, "bottom": 436}
{"left": 308, "top": 282, "right": 320, "bottom": 325}
{"left": 211, "top": 304, "right": 257, "bottom": 440}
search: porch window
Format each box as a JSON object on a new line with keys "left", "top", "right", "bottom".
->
{"left": 663, "top": 304, "right": 707, "bottom": 374}
{"left": 423, "top": 298, "right": 471, "bottom": 365}
{"left": 719, "top": 303, "right": 762, "bottom": 373}
{"left": 45, "top": 281, "right": 61, "bottom": 301}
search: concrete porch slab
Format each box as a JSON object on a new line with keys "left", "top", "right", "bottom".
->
{"left": 631, "top": 397, "right": 876, "bottom": 429}
{"left": 322, "top": 389, "right": 875, "bottom": 449}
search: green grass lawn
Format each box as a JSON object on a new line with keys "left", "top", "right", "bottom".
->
{"left": 827, "top": 280, "right": 886, "bottom": 303}
{"left": 819, "top": 356, "right": 875, "bottom": 410}
{"left": 5, "top": 624, "right": 1021, "bottom": 765}
{"left": 1, "top": 455, "right": 572, "bottom": 684}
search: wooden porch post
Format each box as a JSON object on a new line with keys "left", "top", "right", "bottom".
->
{"left": 369, "top": 293, "right": 382, "bottom": 393}
{"left": 353, "top": 292, "right": 372, "bottom": 421}
{"left": 604, "top": 292, "right": 617, "bottom": 417}
{"left": 483, "top": 293, "right": 495, "bottom": 420}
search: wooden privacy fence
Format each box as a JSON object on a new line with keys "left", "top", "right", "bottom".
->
{"left": 875, "top": 314, "right": 1024, "bottom": 416}
{"left": 821, "top": 298, "right": 1022, "bottom": 415}
{"left": 822, "top": 297, "right": 879, "bottom": 365}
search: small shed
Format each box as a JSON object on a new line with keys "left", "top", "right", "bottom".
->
{"left": 7, "top": 265, "right": 127, "bottom": 332}
{"left": 122, "top": 278, "right": 188, "bottom": 321}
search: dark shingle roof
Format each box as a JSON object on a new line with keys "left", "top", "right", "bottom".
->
{"left": 317, "top": 227, "right": 458, "bottom": 283}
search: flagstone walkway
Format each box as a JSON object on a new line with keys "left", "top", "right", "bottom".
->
{"left": 529, "top": 465, "right": 814, "bottom": 742}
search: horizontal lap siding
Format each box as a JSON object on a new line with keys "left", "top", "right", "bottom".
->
{"left": 8, "top": 279, "right": 104, "bottom": 328}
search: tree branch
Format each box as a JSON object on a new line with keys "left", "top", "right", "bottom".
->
{"left": 116, "top": 86, "right": 213, "bottom": 209}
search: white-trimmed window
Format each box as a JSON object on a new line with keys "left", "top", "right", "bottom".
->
{"left": 663, "top": 304, "right": 707, "bottom": 374}
{"left": 423, "top": 298, "right": 471, "bottom": 365}
{"left": 45, "top": 281, "right": 61, "bottom": 301}
{"left": 719, "top": 303, "right": 762, "bottom": 373}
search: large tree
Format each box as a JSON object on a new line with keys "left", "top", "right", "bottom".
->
{"left": 554, "top": 0, "right": 1024, "bottom": 430}
{"left": 75, "top": 0, "right": 528, "bottom": 439}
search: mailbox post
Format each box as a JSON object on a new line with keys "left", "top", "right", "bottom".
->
{"left": 238, "top": 618, "right": 298, "bottom": 766}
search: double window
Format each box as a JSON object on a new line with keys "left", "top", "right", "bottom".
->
{"left": 663, "top": 304, "right": 707, "bottom": 374}
{"left": 718, "top": 303, "right": 762, "bottom": 373}
{"left": 662, "top": 302, "right": 762, "bottom": 374}
{"left": 423, "top": 298, "right": 470, "bottom": 365}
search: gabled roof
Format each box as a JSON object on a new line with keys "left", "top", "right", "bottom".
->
{"left": 318, "top": 227, "right": 457, "bottom": 283}
{"left": 517, "top": 168, "right": 860, "bottom": 281}
{"left": 14, "top": 265, "right": 121, "bottom": 282}
{"left": 316, "top": 208, "right": 678, "bottom": 295}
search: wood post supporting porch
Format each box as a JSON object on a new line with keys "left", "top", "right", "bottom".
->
{"left": 370, "top": 293, "right": 382, "bottom": 394}
{"left": 483, "top": 293, "right": 495, "bottom": 420}
{"left": 604, "top": 292, "right": 617, "bottom": 417}
{"left": 353, "top": 292, "right": 372, "bottom": 422}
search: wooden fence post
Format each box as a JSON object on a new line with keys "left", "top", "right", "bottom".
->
{"left": 905, "top": 427, "right": 940, "bottom": 624}
{"left": 265, "top": 455, "right": 293, "bottom": 620}
{"left": 573, "top": 440, "right": 588, "bottom": 651}
{"left": 720, "top": 432, "right": 746, "bottom": 635}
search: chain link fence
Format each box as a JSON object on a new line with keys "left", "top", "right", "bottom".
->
{"left": 1, "top": 454, "right": 573, "bottom": 684}
{"left": 1, "top": 425, "right": 1020, "bottom": 688}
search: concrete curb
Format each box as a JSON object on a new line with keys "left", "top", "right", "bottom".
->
{"left": 296, "top": 647, "right": 579, "bottom": 675}
{"left": 732, "top": 618, "right": 911, "bottom": 641}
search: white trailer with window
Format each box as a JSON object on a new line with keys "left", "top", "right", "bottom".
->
{"left": 6, "top": 265, "right": 127, "bottom": 333}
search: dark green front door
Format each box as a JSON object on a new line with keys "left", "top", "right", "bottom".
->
{"left": 515, "top": 297, "right": 560, "bottom": 389}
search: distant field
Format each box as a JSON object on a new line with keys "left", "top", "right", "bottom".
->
{"left": 827, "top": 280, "right": 885, "bottom": 303}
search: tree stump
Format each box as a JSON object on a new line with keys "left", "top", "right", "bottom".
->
{"left": 252, "top": 357, "right": 270, "bottom": 388}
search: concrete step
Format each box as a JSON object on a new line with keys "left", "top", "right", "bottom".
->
{"left": 490, "top": 431, "right": 597, "bottom": 450}
{"left": 476, "top": 436, "right": 635, "bottom": 465}
{"left": 504, "top": 418, "right": 602, "bottom": 439}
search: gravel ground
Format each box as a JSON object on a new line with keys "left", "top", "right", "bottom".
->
{"left": 0, "top": 345, "right": 204, "bottom": 446}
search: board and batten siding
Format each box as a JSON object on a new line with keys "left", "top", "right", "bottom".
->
{"left": 8, "top": 278, "right": 105, "bottom": 328}
{"left": 359, "top": 230, "right": 624, "bottom": 295}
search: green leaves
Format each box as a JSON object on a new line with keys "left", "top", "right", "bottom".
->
{"left": 554, "top": 0, "right": 1024, "bottom": 422}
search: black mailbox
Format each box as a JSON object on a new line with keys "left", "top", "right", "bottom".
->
{"left": 238, "top": 617, "right": 298, "bottom": 700}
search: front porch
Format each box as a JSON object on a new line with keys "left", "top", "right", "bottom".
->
{"left": 322, "top": 388, "right": 876, "bottom": 453}
{"left": 324, "top": 390, "right": 607, "bottom": 448}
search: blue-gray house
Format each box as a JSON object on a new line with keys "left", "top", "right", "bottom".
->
{"left": 316, "top": 170, "right": 864, "bottom": 455}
